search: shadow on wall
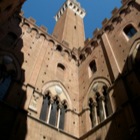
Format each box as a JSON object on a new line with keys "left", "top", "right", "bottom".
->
{"left": 0, "top": 12, "right": 27, "bottom": 140}
{"left": 105, "top": 44, "right": 140, "bottom": 140}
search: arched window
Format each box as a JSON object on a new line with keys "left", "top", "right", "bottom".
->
{"left": 0, "top": 56, "right": 16, "bottom": 100}
{"left": 88, "top": 83, "right": 112, "bottom": 128}
{"left": 40, "top": 94, "right": 50, "bottom": 121}
{"left": 123, "top": 24, "right": 137, "bottom": 38}
{"left": 59, "top": 101, "right": 67, "bottom": 130}
{"left": 40, "top": 84, "right": 69, "bottom": 130}
{"left": 49, "top": 97, "right": 59, "bottom": 126}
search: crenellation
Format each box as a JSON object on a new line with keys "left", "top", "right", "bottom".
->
{"left": 28, "top": 17, "right": 36, "bottom": 24}
{"left": 112, "top": 7, "right": 119, "bottom": 15}
{"left": 102, "top": 18, "right": 109, "bottom": 27}
{"left": 93, "top": 28, "right": 100, "bottom": 37}
{"left": 39, "top": 25, "right": 47, "bottom": 32}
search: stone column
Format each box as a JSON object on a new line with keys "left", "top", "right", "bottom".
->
{"left": 93, "top": 102, "right": 99, "bottom": 126}
{"left": 47, "top": 99, "right": 53, "bottom": 124}
{"left": 100, "top": 96, "right": 107, "bottom": 119}
{"left": 56, "top": 104, "right": 61, "bottom": 128}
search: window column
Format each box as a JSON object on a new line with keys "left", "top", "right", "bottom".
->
{"left": 93, "top": 102, "right": 99, "bottom": 126}
{"left": 47, "top": 99, "right": 53, "bottom": 124}
{"left": 100, "top": 96, "right": 107, "bottom": 119}
{"left": 56, "top": 104, "right": 61, "bottom": 129}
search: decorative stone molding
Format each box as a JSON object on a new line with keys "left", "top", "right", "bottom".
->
{"left": 29, "top": 92, "right": 40, "bottom": 112}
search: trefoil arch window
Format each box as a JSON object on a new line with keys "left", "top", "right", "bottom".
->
{"left": 40, "top": 94, "right": 68, "bottom": 130}
{"left": 88, "top": 83, "right": 112, "bottom": 128}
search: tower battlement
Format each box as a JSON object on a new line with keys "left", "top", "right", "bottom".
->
{"left": 55, "top": 0, "right": 86, "bottom": 22}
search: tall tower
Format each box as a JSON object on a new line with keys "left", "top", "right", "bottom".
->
{"left": 53, "top": 0, "right": 86, "bottom": 50}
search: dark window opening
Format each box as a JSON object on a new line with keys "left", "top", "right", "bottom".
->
{"left": 57, "top": 63, "right": 65, "bottom": 71}
{"left": 124, "top": 24, "right": 137, "bottom": 38}
{"left": 40, "top": 95, "right": 50, "bottom": 121}
{"left": 49, "top": 99, "right": 59, "bottom": 126}
{"left": 59, "top": 103, "right": 67, "bottom": 130}
{"left": 79, "top": 54, "right": 85, "bottom": 61}
{"left": 74, "top": 26, "right": 76, "bottom": 29}
{"left": 89, "top": 60, "right": 97, "bottom": 73}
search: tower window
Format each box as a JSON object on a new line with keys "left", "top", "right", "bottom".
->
{"left": 74, "top": 26, "right": 76, "bottom": 29}
{"left": 89, "top": 60, "right": 97, "bottom": 73}
{"left": 88, "top": 60, "right": 97, "bottom": 78}
{"left": 123, "top": 24, "right": 137, "bottom": 38}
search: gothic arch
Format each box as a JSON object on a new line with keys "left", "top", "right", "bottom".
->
{"left": 42, "top": 81, "right": 72, "bottom": 109}
{"left": 83, "top": 77, "right": 111, "bottom": 108}
{"left": 83, "top": 78, "right": 112, "bottom": 128}
{"left": 40, "top": 81, "right": 70, "bottom": 130}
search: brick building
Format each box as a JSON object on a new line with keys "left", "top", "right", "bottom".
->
{"left": 0, "top": 0, "right": 140, "bottom": 139}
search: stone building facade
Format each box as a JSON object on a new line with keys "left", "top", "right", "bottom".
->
{"left": 0, "top": 0, "right": 140, "bottom": 139}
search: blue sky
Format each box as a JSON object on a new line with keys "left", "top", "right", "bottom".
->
{"left": 22, "top": 0, "right": 121, "bottom": 38}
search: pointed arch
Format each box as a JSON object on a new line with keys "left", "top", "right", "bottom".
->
{"left": 83, "top": 78, "right": 112, "bottom": 128}
{"left": 42, "top": 80, "right": 72, "bottom": 109}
